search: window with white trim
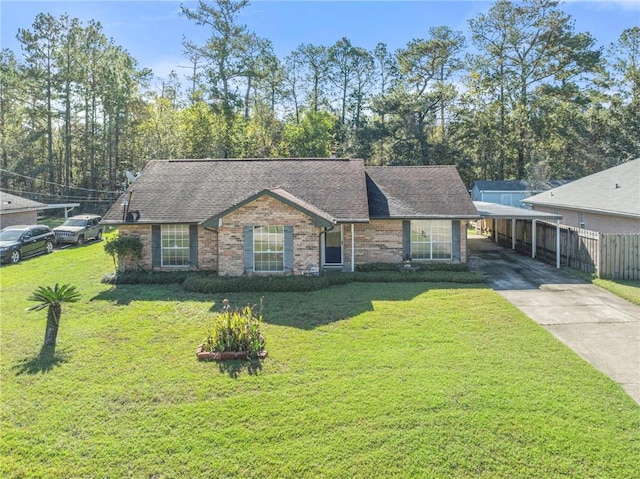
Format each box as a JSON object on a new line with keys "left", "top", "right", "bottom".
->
{"left": 161, "top": 224, "right": 190, "bottom": 266}
{"left": 411, "top": 220, "right": 452, "bottom": 260}
{"left": 254, "top": 225, "right": 284, "bottom": 272}
{"left": 579, "top": 212, "right": 585, "bottom": 229}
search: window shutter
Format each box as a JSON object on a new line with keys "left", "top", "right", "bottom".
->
{"left": 189, "top": 225, "right": 198, "bottom": 267}
{"left": 152, "top": 225, "right": 161, "bottom": 268}
{"left": 284, "top": 225, "right": 294, "bottom": 272}
{"left": 243, "top": 226, "right": 253, "bottom": 273}
{"left": 402, "top": 220, "right": 411, "bottom": 259}
{"left": 452, "top": 220, "right": 461, "bottom": 261}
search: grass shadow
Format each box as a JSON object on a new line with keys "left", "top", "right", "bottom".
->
{"left": 92, "top": 283, "right": 210, "bottom": 306}
{"left": 92, "top": 281, "right": 487, "bottom": 330}
{"left": 12, "top": 345, "right": 71, "bottom": 375}
{"left": 215, "top": 358, "right": 264, "bottom": 379}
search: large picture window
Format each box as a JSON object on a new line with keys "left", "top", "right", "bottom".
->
{"left": 411, "top": 220, "right": 452, "bottom": 260}
{"left": 161, "top": 224, "right": 190, "bottom": 266}
{"left": 254, "top": 225, "right": 284, "bottom": 272}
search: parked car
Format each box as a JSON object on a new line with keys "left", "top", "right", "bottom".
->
{"left": 0, "top": 224, "right": 56, "bottom": 264}
{"left": 53, "top": 214, "right": 103, "bottom": 246}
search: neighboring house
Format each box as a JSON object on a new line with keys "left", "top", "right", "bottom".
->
{"left": 0, "top": 191, "right": 46, "bottom": 229}
{"left": 523, "top": 158, "right": 640, "bottom": 234}
{"left": 470, "top": 180, "right": 570, "bottom": 209}
{"left": 101, "top": 158, "right": 479, "bottom": 275}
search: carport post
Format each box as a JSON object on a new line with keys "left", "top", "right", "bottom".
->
{"left": 511, "top": 219, "right": 516, "bottom": 250}
{"left": 532, "top": 219, "right": 537, "bottom": 259}
{"left": 556, "top": 219, "right": 560, "bottom": 269}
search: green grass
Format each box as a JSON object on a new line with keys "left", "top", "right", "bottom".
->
{"left": 1, "top": 238, "right": 639, "bottom": 478}
{"left": 563, "top": 266, "right": 640, "bottom": 306}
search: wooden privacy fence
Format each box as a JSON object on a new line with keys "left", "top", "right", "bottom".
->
{"left": 599, "top": 233, "right": 640, "bottom": 280}
{"left": 491, "top": 219, "right": 640, "bottom": 280}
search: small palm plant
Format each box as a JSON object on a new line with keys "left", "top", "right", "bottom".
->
{"left": 27, "top": 284, "right": 80, "bottom": 351}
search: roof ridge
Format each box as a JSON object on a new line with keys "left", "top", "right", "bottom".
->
{"left": 366, "top": 165, "right": 455, "bottom": 168}
{"left": 164, "top": 158, "right": 355, "bottom": 163}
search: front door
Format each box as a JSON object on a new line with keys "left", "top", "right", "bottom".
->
{"left": 324, "top": 227, "right": 343, "bottom": 265}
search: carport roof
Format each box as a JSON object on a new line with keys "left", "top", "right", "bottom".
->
{"left": 473, "top": 201, "right": 562, "bottom": 220}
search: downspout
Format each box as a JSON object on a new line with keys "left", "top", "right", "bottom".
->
{"left": 351, "top": 223, "right": 355, "bottom": 272}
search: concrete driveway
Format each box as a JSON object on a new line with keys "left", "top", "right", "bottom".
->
{"left": 468, "top": 235, "right": 640, "bottom": 405}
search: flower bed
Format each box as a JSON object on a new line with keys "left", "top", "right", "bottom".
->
{"left": 196, "top": 343, "right": 268, "bottom": 361}
{"left": 197, "top": 298, "right": 267, "bottom": 361}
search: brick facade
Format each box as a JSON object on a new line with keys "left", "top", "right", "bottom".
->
{"left": 218, "top": 195, "right": 321, "bottom": 276}
{"left": 348, "top": 220, "right": 468, "bottom": 267}
{"left": 118, "top": 224, "right": 152, "bottom": 270}
{"left": 118, "top": 212, "right": 468, "bottom": 274}
{"left": 352, "top": 220, "right": 404, "bottom": 265}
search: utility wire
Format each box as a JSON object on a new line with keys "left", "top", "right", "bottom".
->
{"left": 0, "top": 168, "right": 122, "bottom": 194}
{"left": 0, "top": 187, "right": 117, "bottom": 202}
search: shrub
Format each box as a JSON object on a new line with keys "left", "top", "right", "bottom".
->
{"left": 104, "top": 235, "right": 143, "bottom": 272}
{"left": 182, "top": 269, "right": 483, "bottom": 293}
{"left": 352, "top": 271, "right": 484, "bottom": 284}
{"left": 102, "top": 270, "right": 202, "bottom": 285}
{"left": 102, "top": 263, "right": 481, "bottom": 291}
{"left": 356, "top": 262, "right": 470, "bottom": 272}
{"left": 202, "top": 299, "right": 266, "bottom": 358}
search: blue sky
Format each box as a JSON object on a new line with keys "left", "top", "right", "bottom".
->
{"left": 2, "top": 0, "right": 639, "bottom": 89}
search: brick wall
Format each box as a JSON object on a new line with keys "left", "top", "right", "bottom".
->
{"left": 118, "top": 224, "right": 218, "bottom": 271}
{"left": 350, "top": 219, "right": 468, "bottom": 267}
{"left": 118, "top": 215, "right": 468, "bottom": 274}
{"left": 217, "top": 195, "right": 321, "bottom": 276}
{"left": 199, "top": 227, "right": 218, "bottom": 270}
{"left": 118, "top": 224, "right": 152, "bottom": 270}
{"left": 459, "top": 221, "right": 468, "bottom": 263}
{"left": 353, "top": 220, "right": 404, "bottom": 265}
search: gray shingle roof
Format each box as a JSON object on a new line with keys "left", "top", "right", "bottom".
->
{"left": 471, "top": 179, "right": 570, "bottom": 192}
{"left": 102, "top": 158, "right": 371, "bottom": 224}
{"left": 523, "top": 158, "right": 640, "bottom": 218}
{"left": 366, "top": 166, "right": 479, "bottom": 219}
{"left": 0, "top": 191, "right": 46, "bottom": 212}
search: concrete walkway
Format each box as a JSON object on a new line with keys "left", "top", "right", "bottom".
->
{"left": 468, "top": 235, "right": 640, "bottom": 405}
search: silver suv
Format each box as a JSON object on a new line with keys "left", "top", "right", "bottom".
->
{"left": 53, "top": 214, "right": 103, "bottom": 246}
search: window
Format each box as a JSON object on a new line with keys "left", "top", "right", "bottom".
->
{"left": 579, "top": 212, "right": 585, "bottom": 229}
{"left": 411, "top": 220, "right": 452, "bottom": 260}
{"left": 161, "top": 224, "right": 190, "bottom": 266}
{"left": 253, "top": 225, "right": 284, "bottom": 272}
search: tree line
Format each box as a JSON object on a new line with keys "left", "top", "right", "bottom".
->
{"left": 0, "top": 0, "right": 638, "bottom": 208}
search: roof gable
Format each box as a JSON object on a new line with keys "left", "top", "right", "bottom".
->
{"left": 202, "top": 188, "right": 335, "bottom": 227}
{"left": 524, "top": 159, "right": 640, "bottom": 218}
{"left": 365, "top": 166, "right": 479, "bottom": 219}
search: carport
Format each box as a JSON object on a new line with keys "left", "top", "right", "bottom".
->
{"left": 473, "top": 201, "right": 563, "bottom": 268}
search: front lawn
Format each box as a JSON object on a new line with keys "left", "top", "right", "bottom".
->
{"left": 1, "top": 240, "right": 638, "bottom": 478}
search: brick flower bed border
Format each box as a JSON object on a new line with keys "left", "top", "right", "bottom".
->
{"left": 196, "top": 343, "right": 268, "bottom": 361}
